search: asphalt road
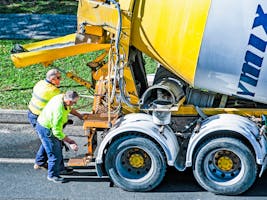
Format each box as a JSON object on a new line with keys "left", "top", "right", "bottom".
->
{"left": 1, "top": 123, "right": 267, "bottom": 200}
{"left": 0, "top": 14, "right": 76, "bottom": 39}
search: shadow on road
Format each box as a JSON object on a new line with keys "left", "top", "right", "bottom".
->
{"left": 156, "top": 167, "right": 267, "bottom": 197}
{"left": 155, "top": 167, "right": 204, "bottom": 193}
{"left": 242, "top": 174, "right": 267, "bottom": 197}
{"left": 60, "top": 165, "right": 267, "bottom": 197}
{"left": 157, "top": 167, "right": 267, "bottom": 197}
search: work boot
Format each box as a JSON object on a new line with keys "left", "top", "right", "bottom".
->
{"left": 47, "top": 176, "right": 65, "bottom": 183}
{"left": 33, "top": 163, "right": 48, "bottom": 170}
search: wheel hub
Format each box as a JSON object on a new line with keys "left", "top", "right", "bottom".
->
{"left": 129, "top": 153, "right": 145, "bottom": 168}
{"left": 217, "top": 156, "right": 233, "bottom": 171}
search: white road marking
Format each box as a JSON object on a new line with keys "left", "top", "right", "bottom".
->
{"left": 0, "top": 158, "right": 35, "bottom": 164}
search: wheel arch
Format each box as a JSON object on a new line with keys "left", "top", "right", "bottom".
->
{"left": 185, "top": 114, "right": 265, "bottom": 168}
{"left": 95, "top": 113, "right": 179, "bottom": 177}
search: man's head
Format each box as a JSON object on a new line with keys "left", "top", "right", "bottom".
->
{"left": 63, "top": 91, "right": 79, "bottom": 106}
{"left": 46, "top": 69, "right": 61, "bottom": 87}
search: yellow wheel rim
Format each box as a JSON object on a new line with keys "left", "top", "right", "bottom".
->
{"left": 129, "top": 153, "right": 145, "bottom": 168}
{"left": 217, "top": 156, "right": 233, "bottom": 171}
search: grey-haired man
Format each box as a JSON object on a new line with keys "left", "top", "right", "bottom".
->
{"left": 36, "top": 91, "right": 83, "bottom": 183}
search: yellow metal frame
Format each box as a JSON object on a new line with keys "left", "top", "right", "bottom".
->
{"left": 22, "top": 34, "right": 76, "bottom": 51}
{"left": 11, "top": 34, "right": 110, "bottom": 68}
{"left": 78, "top": 0, "right": 140, "bottom": 104}
{"left": 78, "top": 0, "right": 118, "bottom": 34}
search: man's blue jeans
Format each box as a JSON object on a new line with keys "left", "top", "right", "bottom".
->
{"left": 28, "top": 110, "right": 48, "bottom": 166}
{"left": 27, "top": 110, "right": 38, "bottom": 128}
{"left": 36, "top": 122, "right": 63, "bottom": 178}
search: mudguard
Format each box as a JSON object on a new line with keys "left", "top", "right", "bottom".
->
{"left": 185, "top": 114, "right": 267, "bottom": 168}
{"left": 95, "top": 113, "right": 179, "bottom": 177}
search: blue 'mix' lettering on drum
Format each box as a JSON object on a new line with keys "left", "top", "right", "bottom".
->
{"left": 237, "top": 5, "right": 267, "bottom": 97}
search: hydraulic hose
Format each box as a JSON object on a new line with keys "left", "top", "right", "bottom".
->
{"left": 109, "top": 0, "right": 138, "bottom": 108}
{"left": 108, "top": 0, "right": 122, "bottom": 104}
{"left": 119, "top": 67, "right": 139, "bottom": 108}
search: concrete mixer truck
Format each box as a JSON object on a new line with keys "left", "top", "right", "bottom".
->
{"left": 11, "top": 0, "right": 267, "bottom": 195}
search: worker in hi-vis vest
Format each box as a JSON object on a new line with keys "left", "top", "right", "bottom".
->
{"left": 28, "top": 69, "right": 61, "bottom": 121}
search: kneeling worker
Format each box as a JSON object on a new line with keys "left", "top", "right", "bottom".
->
{"left": 36, "top": 91, "right": 82, "bottom": 183}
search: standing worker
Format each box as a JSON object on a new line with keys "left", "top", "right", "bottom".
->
{"left": 36, "top": 91, "right": 82, "bottom": 183}
{"left": 28, "top": 69, "right": 61, "bottom": 170}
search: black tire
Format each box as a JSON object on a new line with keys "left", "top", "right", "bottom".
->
{"left": 105, "top": 135, "right": 166, "bottom": 191}
{"left": 193, "top": 137, "right": 257, "bottom": 195}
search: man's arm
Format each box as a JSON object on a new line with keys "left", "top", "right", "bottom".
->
{"left": 63, "top": 136, "right": 76, "bottom": 144}
{"left": 70, "top": 108, "right": 84, "bottom": 120}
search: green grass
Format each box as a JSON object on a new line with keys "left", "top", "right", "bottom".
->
{"left": 0, "top": 40, "right": 157, "bottom": 110}
{"left": 1, "top": 0, "right": 78, "bottom": 14}
{"left": 0, "top": 39, "right": 102, "bottom": 110}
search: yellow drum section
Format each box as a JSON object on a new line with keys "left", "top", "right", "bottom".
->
{"left": 131, "top": 0, "right": 211, "bottom": 85}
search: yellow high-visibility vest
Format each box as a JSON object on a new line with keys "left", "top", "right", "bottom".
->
{"left": 28, "top": 80, "right": 60, "bottom": 115}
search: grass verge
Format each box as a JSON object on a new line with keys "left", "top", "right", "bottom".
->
{"left": 0, "top": 40, "right": 156, "bottom": 110}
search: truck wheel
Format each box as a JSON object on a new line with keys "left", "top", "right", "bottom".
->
{"left": 193, "top": 137, "right": 257, "bottom": 195}
{"left": 105, "top": 135, "right": 166, "bottom": 191}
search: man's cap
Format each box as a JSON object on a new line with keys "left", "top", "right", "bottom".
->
{"left": 64, "top": 91, "right": 79, "bottom": 101}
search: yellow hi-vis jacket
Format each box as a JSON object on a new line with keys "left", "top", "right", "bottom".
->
{"left": 37, "top": 94, "right": 71, "bottom": 140}
{"left": 28, "top": 79, "right": 60, "bottom": 115}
